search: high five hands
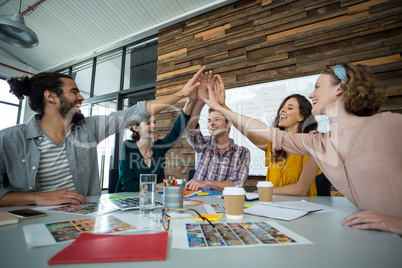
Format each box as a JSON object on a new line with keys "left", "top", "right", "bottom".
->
{"left": 196, "top": 69, "right": 227, "bottom": 109}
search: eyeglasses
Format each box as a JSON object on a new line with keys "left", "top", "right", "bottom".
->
{"left": 162, "top": 208, "right": 215, "bottom": 231}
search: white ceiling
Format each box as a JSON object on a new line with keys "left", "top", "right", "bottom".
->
{"left": 0, "top": 0, "right": 237, "bottom": 74}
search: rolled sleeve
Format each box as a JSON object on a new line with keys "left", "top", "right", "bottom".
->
{"left": 229, "top": 147, "right": 250, "bottom": 188}
{"left": 185, "top": 127, "right": 210, "bottom": 153}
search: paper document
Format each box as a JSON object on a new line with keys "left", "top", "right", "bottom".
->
{"left": 244, "top": 201, "right": 323, "bottom": 221}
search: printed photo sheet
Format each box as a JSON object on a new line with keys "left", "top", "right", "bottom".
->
{"left": 23, "top": 213, "right": 164, "bottom": 247}
{"left": 37, "top": 200, "right": 118, "bottom": 217}
{"left": 172, "top": 221, "right": 312, "bottom": 249}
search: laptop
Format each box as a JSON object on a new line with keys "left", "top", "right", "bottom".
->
{"left": 109, "top": 197, "right": 163, "bottom": 211}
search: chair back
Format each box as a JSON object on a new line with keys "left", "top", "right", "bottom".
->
{"left": 108, "top": 168, "right": 119, "bottom": 193}
{"left": 316, "top": 173, "right": 331, "bottom": 196}
{"left": 187, "top": 169, "right": 196, "bottom": 182}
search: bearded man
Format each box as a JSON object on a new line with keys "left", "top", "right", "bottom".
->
{"left": 0, "top": 68, "right": 204, "bottom": 206}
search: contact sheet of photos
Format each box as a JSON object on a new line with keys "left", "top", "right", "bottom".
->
{"left": 23, "top": 213, "right": 160, "bottom": 247}
{"left": 45, "top": 201, "right": 118, "bottom": 216}
{"left": 173, "top": 221, "right": 312, "bottom": 249}
{"left": 45, "top": 215, "right": 136, "bottom": 243}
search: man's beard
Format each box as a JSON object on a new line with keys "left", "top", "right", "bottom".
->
{"left": 58, "top": 95, "right": 85, "bottom": 124}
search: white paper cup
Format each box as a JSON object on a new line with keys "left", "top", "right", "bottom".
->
{"left": 257, "top": 181, "right": 273, "bottom": 203}
{"left": 223, "top": 187, "right": 246, "bottom": 219}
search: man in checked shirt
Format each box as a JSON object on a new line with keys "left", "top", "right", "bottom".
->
{"left": 184, "top": 71, "right": 250, "bottom": 191}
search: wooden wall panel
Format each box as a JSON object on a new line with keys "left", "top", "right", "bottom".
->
{"left": 155, "top": 0, "right": 402, "bottom": 180}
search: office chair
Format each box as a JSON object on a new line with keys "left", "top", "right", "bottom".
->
{"left": 108, "top": 168, "right": 119, "bottom": 193}
{"left": 187, "top": 169, "right": 196, "bottom": 182}
{"left": 315, "top": 173, "right": 331, "bottom": 196}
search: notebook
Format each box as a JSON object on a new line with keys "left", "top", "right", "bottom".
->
{"left": 109, "top": 197, "right": 163, "bottom": 211}
{"left": 48, "top": 232, "right": 168, "bottom": 264}
{"left": 0, "top": 211, "right": 19, "bottom": 226}
{"left": 183, "top": 190, "right": 202, "bottom": 198}
{"left": 244, "top": 201, "right": 323, "bottom": 221}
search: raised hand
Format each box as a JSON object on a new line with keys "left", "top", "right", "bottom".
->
{"left": 181, "top": 66, "right": 205, "bottom": 97}
{"left": 197, "top": 70, "right": 214, "bottom": 102}
{"left": 213, "top": 74, "right": 226, "bottom": 107}
{"left": 200, "top": 80, "right": 222, "bottom": 111}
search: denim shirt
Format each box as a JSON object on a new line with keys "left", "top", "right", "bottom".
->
{"left": 0, "top": 101, "right": 149, "bottom": 198}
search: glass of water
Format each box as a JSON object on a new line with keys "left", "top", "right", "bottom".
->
{"left": 139, "top": 174, "right": 157, "bottom": 213}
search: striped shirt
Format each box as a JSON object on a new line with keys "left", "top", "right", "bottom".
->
{"left": 185, "top": 127, "right": 250, "bottom": 188}
{"left": 37, "top": 137, "right": 75, "bottom": 192}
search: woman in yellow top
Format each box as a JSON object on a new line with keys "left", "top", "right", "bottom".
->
{"left": 211, "top": 74, "right": 321, "bottom": 196}
{"left": 265, "top": 94, "right": 321, "bottom": 196}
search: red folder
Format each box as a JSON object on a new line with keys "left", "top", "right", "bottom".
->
{"left": 48, "top": 232, "right": 168, "bottom": 264}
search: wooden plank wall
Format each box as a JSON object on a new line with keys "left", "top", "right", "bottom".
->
{"left": 155, "top": 0, "right": 402, "bottom": 180}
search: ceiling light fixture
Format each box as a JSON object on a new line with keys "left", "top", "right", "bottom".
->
{"left": 0, "top": 0, "right": 39, "bottom": 48}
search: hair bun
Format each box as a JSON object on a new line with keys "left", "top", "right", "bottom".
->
{"left": 7, "top": 75, "right": 31, "bottom": 100}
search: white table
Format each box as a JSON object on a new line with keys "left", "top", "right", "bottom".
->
{"left": 0, "top": 194, "right": 401, "bottom": 268}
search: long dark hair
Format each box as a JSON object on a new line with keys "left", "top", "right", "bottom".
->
{"left": 129, "top": 124, "right": 141, "bottom": 141}
{"left": 272, "top": 94, "right": 317, "bottom": 162}
{"left": 8, "top": 72, "right": 72, "bottom": 118}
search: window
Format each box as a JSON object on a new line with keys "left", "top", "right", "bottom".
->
{"left": 91, "top": 100, "right": 117, "bottom": 189}
{"left": 94, "top": 50, "right": 122, "bottom": 96}
{"left": 124, "top": 41, "right": 158, "bottom": 89}
{"left": 72, "top": 60, "right": 92, "bottom": 100}
{"left": 0, "top": 78, "right": 20, "bottom": 130}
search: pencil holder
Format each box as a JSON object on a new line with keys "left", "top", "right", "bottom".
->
{"left": 163, "top": 186, "right": 184, "bottom": 209}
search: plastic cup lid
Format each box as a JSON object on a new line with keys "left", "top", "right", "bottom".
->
{"left": 257, "top": 181, "right": 274, "bottom": 187}
{"left": 222, "top": 187, "right": 246, "bottom": 195}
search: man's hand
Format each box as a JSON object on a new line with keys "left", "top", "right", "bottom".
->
{"left": 341, "top": 210, "right": 402, "bottom": 234}
{"left": 197, "top": 70, "right": 214, "bottom": 102}
{"left": 200, "top": 81, "right": 223, "bottom": 111}
{"left": 185, "top": 180, "right": 209, "bottom": 191}
{"left": 34, "top": 190, "right": 88, "bottom": 206}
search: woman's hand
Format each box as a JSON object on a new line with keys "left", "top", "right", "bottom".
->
{"left": 341, "top": 210, "right": 402, "bottom": 234}
{"left": 213, "top": 74, "right": 226, "bottom": 107}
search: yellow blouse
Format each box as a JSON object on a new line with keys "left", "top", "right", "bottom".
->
{"left": 265, "top": 141, "right": 321, "bottom": 196}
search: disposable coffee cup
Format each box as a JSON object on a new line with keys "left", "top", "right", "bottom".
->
{"left": 223, "top": 187, "right": 246, "bottom": 219}
{"left": 163, "top": 186, "right": 184, "bottom": 209}
{"left": 257, "top": 181, "right": 274, "bottom": 203}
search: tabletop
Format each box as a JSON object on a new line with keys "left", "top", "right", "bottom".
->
{"left": 0, "top": 193, "right": 401, "bottom": 268}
